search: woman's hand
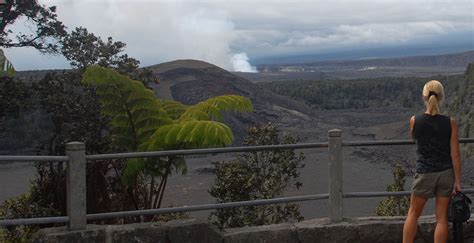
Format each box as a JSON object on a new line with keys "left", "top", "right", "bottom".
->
{"left": 453, "top": 180, "right": 462, "bottom": 194}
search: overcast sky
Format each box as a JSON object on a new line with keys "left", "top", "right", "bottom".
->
{"left": 3, "top": 0, "right": 473, "bottom": 71}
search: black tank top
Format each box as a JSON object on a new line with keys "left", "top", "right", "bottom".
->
{"left": 413, "top": 113, "right": 452, "bottom": 173}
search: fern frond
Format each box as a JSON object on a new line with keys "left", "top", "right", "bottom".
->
{"left": 179, "top": 102, "right": 223, "bottom": 121}
{"left": 82, "top": 65, "right": 170, "bottom": 150}
{"left": 179, "top": 95, "right": 253, "bottom": 122}
{"left": 157, "top": 99, "right": 188, "bottom": 120}
{"left": 111, "top": 114, "right": 132, "bottom": 128}
{"left": 147, "top": 120, "right": 233, "bottom": 150}
{"left": 202, "top": 95, "right": 253, "bottom": 113}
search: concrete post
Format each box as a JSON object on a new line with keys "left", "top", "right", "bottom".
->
{"left": 66, "top": 142, "right": 87, "bottom": 230}
{"left": 328, "top": 129, "right": 343, "bottom": 223}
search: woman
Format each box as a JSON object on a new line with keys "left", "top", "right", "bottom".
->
{"left": 403, "top": 80, "right": 462, "bottom": 243}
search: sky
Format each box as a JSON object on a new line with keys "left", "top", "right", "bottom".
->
{"left": 3, "top": 0, "right": 474, "bottom": 71}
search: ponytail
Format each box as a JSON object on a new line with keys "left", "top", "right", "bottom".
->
{"left": 427, "top": 94, "right": 440, "bottom": 115}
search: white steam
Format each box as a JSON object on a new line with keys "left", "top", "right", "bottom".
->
{"left": 231, "top": 53, "right": 257, "bottom": 72}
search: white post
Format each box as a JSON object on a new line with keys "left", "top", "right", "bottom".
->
{"left": 66, "top": 142, "right": 87, "bottom": 230}
{"left": 328, "top": 129, "right": 343, "bottom": 223}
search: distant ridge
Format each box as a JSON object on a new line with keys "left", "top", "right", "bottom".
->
{"left": 147, "top": 59, "right": 222, "bottom": 74}
{"left": 310, "top": 50, "right": 474, "bottom": 67}
{"left": 258, "top": 50, "right": 474, "bottom": 68}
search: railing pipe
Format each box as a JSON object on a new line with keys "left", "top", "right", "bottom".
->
{"left": 0, "top": 139, "right": 472, "bottom": 163}
{"left": 0, "top": 155, "right": 68, "bottom": 162}
{"left": 0, "top": 217, "right": 69, "bottom": 227}
{"left": 343, "top": 191, "right": 412, "bottom": 198}
{"left": 85, "top": 142, "right": 329, "bottom": 161}
{"left": 343, "top": 140, "right": 415, "bottom": 146}
{"left": 87, "top": 193, "right": 330, "bottom": 221}
{"left": 3, "top": 190, "right": 474, "bottom": 226}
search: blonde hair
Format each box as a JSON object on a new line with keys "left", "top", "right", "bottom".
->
{"left": 422, "top": 80, "right": 445, "bottom": 116}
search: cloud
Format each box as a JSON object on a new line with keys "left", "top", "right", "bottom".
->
{"left": 281, "top": 21, "right": 469, "bottom": 47}
{"left": 48, "top": 0, "right": 260, "bottom": 72}
{"left": 4, "top": 0, "right": 473, "bottom": 70}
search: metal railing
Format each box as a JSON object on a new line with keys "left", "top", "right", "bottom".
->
{"left": 1, "top": 130, "right": 473, "bottom": 230}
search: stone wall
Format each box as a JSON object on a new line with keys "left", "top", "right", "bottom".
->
{"left": 31, "top": 215, "right": 474, "bottom": 243}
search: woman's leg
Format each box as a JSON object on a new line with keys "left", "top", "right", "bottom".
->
{"left": 434, "top": 196, "right": 450, "bottom": 243}
{"left": 403, "top": 194, "right": 428, "bottom": 243}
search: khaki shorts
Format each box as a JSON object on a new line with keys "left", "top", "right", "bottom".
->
{"left": 411, "top": 168, "right": 454, "bottom": 198}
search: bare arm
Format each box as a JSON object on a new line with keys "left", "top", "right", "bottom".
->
{"left": 450, "top": 118, "right": 462, "bottom": 192}
{"left": 409, "top": 116, "right": 415, "bottom": 139}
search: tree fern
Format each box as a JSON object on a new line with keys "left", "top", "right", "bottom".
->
{"left": 82, "top": 65, "right": 172, "bottom": 150}
{"left": 82, "top": 65, "right": 253, "bottom": 208}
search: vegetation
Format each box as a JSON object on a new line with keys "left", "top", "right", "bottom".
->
{"left": 448, "top": 63, "right": 474, "bottom": 141}
{"left": 61, "top": 27, "right": 153, "bottom": 83}
{"left": 209, "top": 123, "right": 305, "bottom": 229}
{"left": 0, "top": 76, "right": 30, "bottom": 118}
{"left": 61, "top": 27, "right": 155, "bottom": 84}
{"left": 375, "top": 163, "right": 410, "bottom": 216}
{"left": 0, "top": 0, "right": 66, "bottom": 53}
{"left": 259, "top": 75, "right": 464, "bottom": 110}
{"left": 447, "top": 63, "right": 474, "bottom": 185}
{"left": 0, "top": 66, "right": 252, "bottom": 240}
{"left": 82, "top": 66, "right": 252, "bottom": 210}
{"left": 0, "top": 2, "right": 253, "bottom": 239}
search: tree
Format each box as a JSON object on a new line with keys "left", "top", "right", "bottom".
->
{"left": 209, "top": 123, "right": 305, "bottom": 229}
{"left": 61, "top": 27, "right": 126, "bottom": 70}
{"left": 61, "top": 27, "right": 155, "bottom": 84}
{"left": 0, "top": 0, "right": 66, "bottom": 53}
{"left": 375, "top": 163, "right": 410, "bottom": 216}
{"left": 0, "top": 76, "right": 29, "bottom": 118}
{"left": 82, "top": 65, "right": 253, "bottom": 210}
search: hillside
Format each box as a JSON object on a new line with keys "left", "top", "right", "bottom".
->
{"left": 448, "top": 63, "right": 474, "bottom": 139}
{"left": 259, "top": 74, "right": 464, "bottom": 110}
{"left": 147, "top": 60, "right": 315, "bottom": 143}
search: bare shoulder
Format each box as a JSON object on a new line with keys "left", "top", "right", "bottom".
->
{"left": 450, "top": 117, "right": 458, "bottom": 130}
{"left": 450, "top": 117, "right": 457, "bottom": 125}
{"left": 409, "top": 115, "right": 415, "bottom": 132}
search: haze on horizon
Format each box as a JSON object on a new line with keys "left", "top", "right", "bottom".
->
{"left": 3, "top": 0, "right": 473, "bottom": 71}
